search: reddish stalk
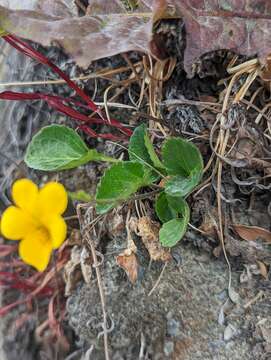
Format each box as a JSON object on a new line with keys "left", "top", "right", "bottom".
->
{"left": 0, "top": 90, "right": 132, "bottom": 140}
{"left": 3, "top": 34, "right": 102, "bottom": 117}
{"left": 1, "top": 34, "right": 133, "bottom": 139}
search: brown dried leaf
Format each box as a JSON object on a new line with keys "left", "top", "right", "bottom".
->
{"left": 1, "top": 1, "right": 271, "bottom": 76}
{"left": 257, "top": 260, "right": 268, "bottom": 279}
{"left": 199, "top": 209, "right": 217, "bottom": 237}
{"left": 116, "top": 253, "right": 138, "bottom": 284}
{"left": 80, "top": 246, "right": 92, "bottom": 284}
{"left": 63, "top": 245, "right": 92, "bottom": 296}
{"left": 106, "top": 211, "right": 125, "bottom": 238}
{"left": 63, "top": 246, "right": 82, "bottom": 296}
{"left": 176, "top": 1, "right": 271, "bottom": 75}
{"left": 0, "top": 1, "right": 154, "bottom": 67}
{"left": 234, "top": 224, "right": 271, "bottom": 243}
{"left": 136, "top": 216, "right": 172, "bottom": 262}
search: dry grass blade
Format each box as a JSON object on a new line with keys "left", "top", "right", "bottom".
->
{"left": 76, "top": 204, "right": 110, "bottom": 360}
{"left": 209, "top": 56, "right": 263, "bottom": 303}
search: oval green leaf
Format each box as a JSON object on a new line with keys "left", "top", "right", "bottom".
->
{"left": 159, "top": 218, "right": 188, "bottom": 247}
{"left": 159, "top": 198, "right": 190, "bottom": 247}
{"left": 129, "top": 124, "right": 152, "bottom": 165}
{"left": 128, "top": 124, "right": 164, "bottom": 183}
{"left": 162, "top": 137, "right": 203, "bottom": 177}
{"left": 96, "top": 161, "right": 146, "bottom": 214}
{"left": 25, "top": 125, "right": 115, "bottom": 171}
{"left": 155, "top": 192, "right": 177, "bottom": 223}
{"left": 165, "top": 171, "right": 202, "bottom": 198}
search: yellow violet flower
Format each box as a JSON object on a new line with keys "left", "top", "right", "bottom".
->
{"left": 0, "top": 179, "right": 68, "bottom": 272}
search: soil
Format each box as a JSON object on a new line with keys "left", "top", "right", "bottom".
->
{"left": 0, "top": 18, "right": 271, "bottom": 360}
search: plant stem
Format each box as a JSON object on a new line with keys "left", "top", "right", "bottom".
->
{"left": 97, "top": 155, "right": 120, "bottom": 163}
{"left": 3, "top": 34, "right": 102, "bottom": 117}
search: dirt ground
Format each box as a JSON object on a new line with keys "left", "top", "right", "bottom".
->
{"left": 0, "top": 18, "right": 271, "bottom": 360}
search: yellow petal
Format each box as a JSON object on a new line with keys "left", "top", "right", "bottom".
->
{"left": 46, "top": 215, "right": 67, "bottom": 249}
{"left": 12, "top": 178, "right": 38, "bottom": 213}
{"left": 38, "top": 182, "right": 68, "bottom": 216}
{"left": 0, "top": 206, "right": 36, "bottom": 240}
{"left": 19, "top": 228, "right": 53, "bottom": 271}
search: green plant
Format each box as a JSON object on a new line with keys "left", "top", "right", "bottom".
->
{"left": 96, "top": 124, "right": 203, "bottom": 246}
{"left": 25, "top": 123, "right": 203, "bottom": 247}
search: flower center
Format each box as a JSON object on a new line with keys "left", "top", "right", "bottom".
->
{"left": 36, "top": 226, "right": 51, "bottom": 246}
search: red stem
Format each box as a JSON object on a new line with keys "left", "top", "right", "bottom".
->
{"left": 0, "top": 91, "right": 132, "bottom": 140}
{"left": 3, "top": 34, "right": 102, "bottom": 117}
{"left": 1, "top": 33, "right": 133, "bottom": 139}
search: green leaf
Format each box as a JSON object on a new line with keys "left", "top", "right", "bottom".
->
{"left": 162, "top": 137, "right": 203, "bottom": 177}
{"left": 159, "top": 197, "right": 190, "bottom": 247}
{"left": 25, "top": 125, "right": 117, "bottom": 171}
{"left": 155, "top": 192, "right": 177, "bottom": 223}
{"left": 129, "top": 124, "right": 152, "bottom": 165}
{"left": 155, "top": 192, "right": 190, "bottom": 224}
{"left": 96, "top": 161, "right": 146, "bottom": 214}
{"left": 144, "top": 132, "right": 165, "bottom": 170}
{"left": 159, "top": 218, "right": 189, "bottom": 247}
{"left": 128, "top": 124, "right": 164, "bottom": 182}
{"left": 166, "top": 196, "right": 190, "bottom": 216}
{"left": 165, "top": 171, "right": 202, "bottom": 197}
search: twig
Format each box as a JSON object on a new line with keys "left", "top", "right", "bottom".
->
{"left": 77, "top": 205, "right": 110, "bottom": 360}
{"left": 0, "top": 64, "right": 142, "bottom": 87}
{"left": 163, "top": 98, "right": 221, "bottom": 108}
{"left": 148, "top": 262, "right": 167, "bottom": 297}
{"left": 87, "top": 233, "right": 110, "bottom": 360}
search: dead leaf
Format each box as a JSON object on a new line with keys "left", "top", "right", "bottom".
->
{"left": 234, "top": 224, "right": 271, "bottom": 243}
{"left": 63, "top": 245, "right": 92, "bottom": 296}
{"left": 115, "top": 212, "right": 139, "bottom": 284}
{"left": 80, "top": 246, "right": 92, "bottom": 284}
{"left": 136, "top": 216, "right": 172, "bottom": 262}
{"left": 199, "top": 210, "right": 217, "bottom": 237}
{"left": 106, "top": 210, "right": 125, "bottom": 238}
{"left": 116, "top": 253, "right": 138, "bottom": 284}
{"left": 1, "top": 1, "right": 271, "bottom": 77}
{"left": 0, "top": 1, "right": 154, "bottom": 67}
{"left": 176, "top": 0, "right": 271, "bottom": 75}
{"left": 63, "top": 246, "right": 82, "bottom": 296}
{"left": 257, "top": 260, "right": 268, "bottom": 279}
